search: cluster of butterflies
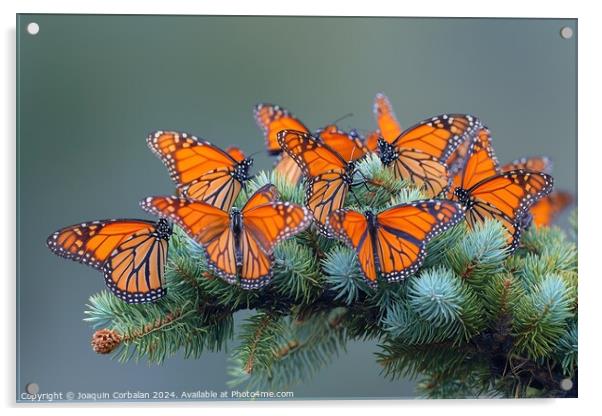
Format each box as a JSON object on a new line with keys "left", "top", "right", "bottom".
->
{"left": 47, "top": 93, "right": 572, "bottom": 304}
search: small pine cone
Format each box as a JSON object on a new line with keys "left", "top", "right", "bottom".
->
{"left": 91, "top": 328, "right": 122, "bottom": 354}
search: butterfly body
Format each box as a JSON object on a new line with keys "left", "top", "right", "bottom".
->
{"left": 47, "top": 218, "right": 172, "bottom": 303}
{"left": 148, "top": 131, "right": 254, "bottom": 211}
{"left": 231, "top": 158, "right": 254, "bottom": 183}
{"left": 453, "top": 187, "right": 473, "bottom": 208}
{"left": 377, "top": 136, "right": 452, "bottom": 197}
{"left": 278, "top": 129, "right": 363, "bottom": 235}
{"left": 342, "top": 160, "right": 358, "bottom": 185}
{"left": 141, "top": 185, "right": 310, "bottom": 289}
{"left": 451, "top": 132, "right": 554, "bottom": 251}
{"left": 371, "top": 113, "right": 480, "bottom": 198}
{"left": 377, "top": 137, "right": 399, "bottom": 166}
{"left": 328, "top": 200, "right": 465, "bottom": 285}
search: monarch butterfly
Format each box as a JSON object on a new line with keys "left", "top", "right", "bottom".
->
{"left": 254, "top": 104, "right": 310, "bottom": 155}
{"left": 147, "top": 131, "right": 253, "bottom": 211}
{"left": 377, "top": 137, "right": 452, "bottom": 198}
{"left": 254, "top": 103, "right": 309, "bottom": 184}
{"left": 327, "top": 200, "right": 465, "bottom": 285}
{"left": 254, "top": 104, "right": 368, "bottom": 184}
{"left": 451, "top": 135, "right": 554, "bottom": 251}
{"left": 364, "top": 93, "right": 402, "bottom": 151}
{"left": 378, "top": 113, "right": 480, "bottom": 163}
{"left": 501, "top": 156, "right": 571, "bottom": 227}
{"left": 372, "top": 92, "right": 404, "bottom": 143}
{"left": 277, "top": 129, "right": 363, "bottom": 236}
{"left": 140, "top": 184, "right": 310, "bottom": 289}
{"left": 315, "top": 124, "right": 369, "bottom": 162}
{"left": 46, "top": 218, "right": 172, "bottom": 303}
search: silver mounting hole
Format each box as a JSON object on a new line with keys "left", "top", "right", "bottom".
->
{"left": 27, "top": 22, "right": 40, "bottom": 36}
{"left": 25, "top": 383, "right": 39, "bottom": 394}
{"left": 560, "top": 26, "right": 573, "bottom": 39}
{"left": 560, "top": 378, "right": 573, "bottom": 391}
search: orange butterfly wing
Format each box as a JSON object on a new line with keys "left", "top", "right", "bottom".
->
{"left": 277, "top": 129, "right": 348, "bottom": 177}
{"left": 364, "top": 131, "right": 380, "bottom": 152}
{"left": 328, "top": 201, "right": 465, "bottom": 285}
{"left": 147, "top": 131, "right": 251, "bottom": 211}
{"left": 463, "top": 171, "right": 554, "bottom": 251}
{"left": 327, "top": 210, "right": 377, "bottom": 284}
{"left": 240, "top": 187, "right": 311, "bottom": 288}
{"left": 385, "top": 148, "right": 450, "bottom": 198}
{"left": 306, "top": 171, "right": 349, "bottom": 236}
{"left": 140, "top": 196, "right": 237, "bottom": 282}
{"left": 392, "top": 114, "right": 480, "bottom": 162}
{"left": 455, "top": 128, "right": 500, "bottom": 192}
{"left": 375, "top": 200, "right": 465, "bottom": 282}
{"left": 501, "top": 156, "right": 553, "bottom": 174}
{"left": 274, "top": 154, "right": 304, "bottom": 184}
{"left": 243, "top": 184, "right": 280, "bottom": 209}
{"left": 374, "top": 93, "right": 403, "bottom": 142}
{"left": 277, "top": 129, "right": 352, "bottom": 234}
{"left": 530, "top": 191, "right": 573, "bottom": 227}
{"left": 254, "top": 103, "right": 310, "bottom": 155}
{"left": 446, "top": 126, "right": 492, "bottom": 174}
{"left": 225, "top": 146, "right": 246, "bottom": 163}
{"left": 47, "top": 219, "right": 171, "bottom": 303}
{"left": 317, "top": 125, "right": 368, "bottom": 162}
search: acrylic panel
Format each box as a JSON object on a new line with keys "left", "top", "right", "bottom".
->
{"left": 17, "top": 14, "right": 577, "bottom": 402}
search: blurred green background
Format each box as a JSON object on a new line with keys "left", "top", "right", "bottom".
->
{"left": 17, "top": 15, "right": 576, "bottom": 401}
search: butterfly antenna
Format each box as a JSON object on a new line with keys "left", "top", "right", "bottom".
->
{"left": 328, "top": 112, "right": 354, "bottom": 126}
{"left": 247, "top": 149, "right": 264, "bottom": 158}
{"left": 354, "top": 168, "right": 374, "bottom": 193}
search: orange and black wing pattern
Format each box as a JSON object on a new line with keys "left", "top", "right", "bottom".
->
{"left": 306, "top": 171, "right": 350, "bottom": 236}
{"left": 46, "top": 219, "right": 172, "bottom": 303}
{"left": 446, "top": 126, "right": 493, "bottom": 175}
{"left": 530, "top": 191, "right": 573, "bottom": 227}
{"left": 373, "top": 92, "right": 403, "bottom": 142}
{"left": 379, "top": 144, "right": 451, "bottom": 198}
{"left": 457, "top": 170, "right": 554, "bottom": 251}
{"left": 254, "top": 103, "right": 310, "bottom": 155}
{"left": 147, "top": 131, "right": 252, "bottom": 211}
{"left": 328, "top": 200, "right": 465, "bottom": 285}
{"left": 239, "top": 185, "right": 311, "bottom": 288}
{"left": 140, "top": 196, "right": 237, "bottom": 283}
{"left": 316, "top": 125, "right": 369, "bottom": 162}
{"left": 277, "top": 129, "right": 348, "bottom": 177}
{"left": 501, "top": 156, "right": 553, "bottom": 174}
{"left": 375, "top": 200, "right": 465, "bottom": 282}
{"left": 141, "top": 186, "right": 310, "bottom": 289}
{"left": 449, "top": 128, "right": 500, "bottom": 198}
{"left": 389, "top": 114, "right": 480, "bottom": 163}
{"left": 327, "top": 209, "right": 377, "bottom": 284}
{"left": 278, "top": 129, "right": 352, "bottom": 235}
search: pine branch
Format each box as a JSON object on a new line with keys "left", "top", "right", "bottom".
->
{"left": 322, "top": 245, "right": 370, "bottom": 305}
{"left": 233, "top": 312, "right": 287, "bottom": 376}
{"left": 447, "top": 220, "right": 508, "bottom": 289}
{"left": 513, "top": 275, "right": 574, "bottom": 359}
{"left": 228, "top": 309, "right": 348, "bottom": 390}
{"left": 82, "top": 154, "right": 578, "bottom": 398}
